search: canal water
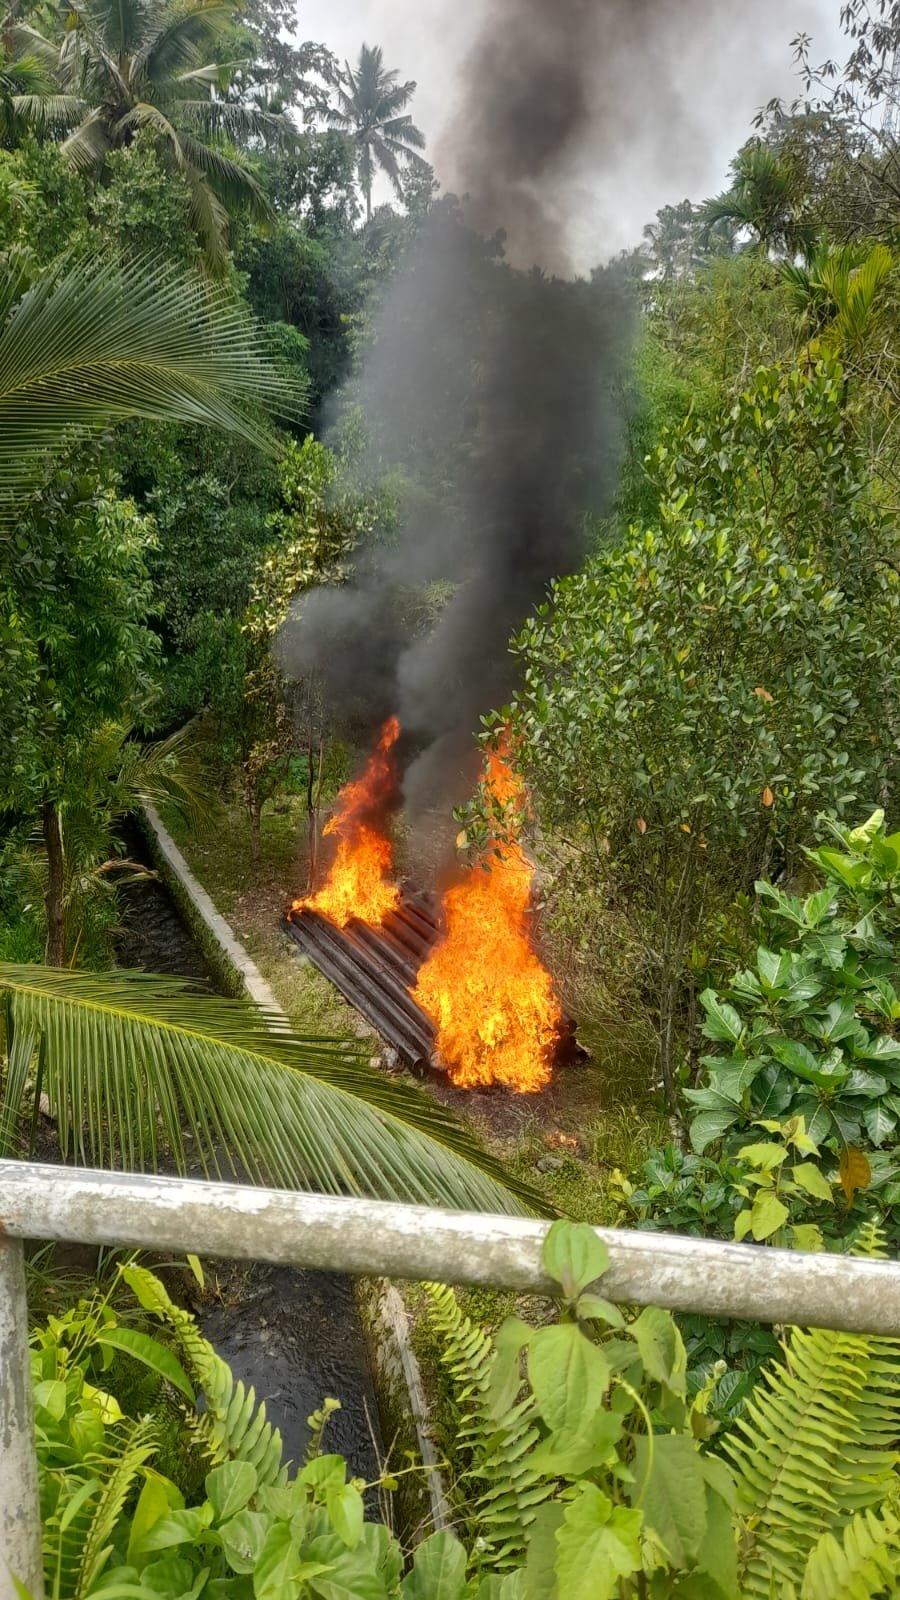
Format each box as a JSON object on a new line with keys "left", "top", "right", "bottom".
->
{"left": 115, "top": 865, "right": 383, "bottom": 1480}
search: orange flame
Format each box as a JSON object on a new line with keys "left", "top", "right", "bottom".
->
{"left": 293, "top": 717, "right": 401, "bottom": 929}
{"left": 413, "top": 746, "right": 561, "bottom": 1092}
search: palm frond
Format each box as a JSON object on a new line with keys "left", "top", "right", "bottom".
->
{"left": 174, "top": 94, "right": 294, "bottom": 146}
{"left": 8, "top": 24, "right": 61, "bottom": 75}
{"left": 134, "top": 0, "right": 239, "bottom": 79}
{"left": 0, "top": 962, "right": 543, "bottom": 1212}
{"left": 181, "top": 161, "right": 231, "bottom": 272}
{"left": 61, "top": 109, "right": 115, "bottom": 171}
{"left": 0, "top": 254, "right": 299, "bottom": 516}
{"left": 178, "top": 130, "right": 271, "bottom": 218}
{"left": 9, "top": 91, "right": 86, "bottom": 133}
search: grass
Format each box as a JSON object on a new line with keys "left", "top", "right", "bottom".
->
{"left": 164, "top": 794, "right": 367, "bottom": 1041}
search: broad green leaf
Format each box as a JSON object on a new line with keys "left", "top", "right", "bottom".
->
{"left": 695, "top": 1485, "right": 739, "bottom": 1597}
{"left": 528, "top": 1323, "right": 610, "bottom": 1436}
{"left": 220, "top": 1509, "right": 270, "bottom": 1573}
{"left": 128, "top": 1473, "right": 183, "bottom": 1563}
{"left": 863, "top": 1103, "right": 896, "bottom": 1146}
{"left": 300, "top": 1456, "right": 346, "bottom": 1492}
{"left": 254, "top": 1524, "right": 304, "bottom": 1600}
{"left": 33, "top": 1378, "right": 67, "bottom": 1420}
{"left": 206, "top": 1460, "right": 258, "bottom": 1522}
{"left": 576, "top": 1293, "right": 625, "bottom": 1328}
{"left": 700, "top": 991, "right": 743, "bottom": 1043}
{"left": 95, "top": 1327, "right": 195, "bottom": 1402}
{"left": 523, "top": 1502, "right": 565, "bottom": 1600}
{"left": 542, "top": 1219, "right": 610, "bottom": 1298}
{"left": 750, "top": 1191, "right": 789, "bottom": 1241}
{"left": 769, "top": 1037, "right": 843, "bottom": 1087}
{"left": 400, "top": 1530, "right": 467, "bottom": 1599}
{"left": 632, "top": 1433, "right": 707, "bottom": 1566}
{"left": 137, "top": 1506, "right": 215, "bottom": 1552}
{"left": 738, "top": 1142, "right": 788, "bottom": 1172}
{"left": 630, "top": 1306, "right": 687, "bottom": 1396}
{"left": 791, "top": 1162, "right": 833, "bottom": 1201}
{"left": 555, "top": 1485, "right": 642, "bottom": 1600}
{"left": 690, "top": 1107, "right": 741, "bottom": 1154}
{"left": 757, "top": 948, "right": 791, "bottom": 991}
{"left": 791, "top": 1223, "right": 824, "bottom": 1252}
{"left": 326, "top": 1483, "right": 364, "bottom": 1550}
{"left": 486, "top": 1317, "right": 533, "bottom": 1420}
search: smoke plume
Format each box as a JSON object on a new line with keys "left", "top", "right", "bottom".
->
{"left": 278, "top": 0, "right": 799, "bottom": 864}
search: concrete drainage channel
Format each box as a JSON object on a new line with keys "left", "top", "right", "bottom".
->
{"left": 138, "top": 806, "right": 449, "bottom": 1538}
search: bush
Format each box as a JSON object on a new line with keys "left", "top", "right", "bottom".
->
{"left": 497, "top": 361, "right": 900, "bottom": 1100}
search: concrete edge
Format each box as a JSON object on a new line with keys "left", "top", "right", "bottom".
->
{"left": 141, "top": 804, "right": 449, "bottom": 1538}
{"left": 142, "top": 804, "right": 284, "bottom": 1016}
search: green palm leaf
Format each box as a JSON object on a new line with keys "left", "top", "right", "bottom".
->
{"left": 0, "top": 962, "right": 543, "bottom": 1213}
{"left": 0, "top": 253, "right": 299, "bottom": 516}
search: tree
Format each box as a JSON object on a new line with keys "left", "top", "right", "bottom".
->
{"left": 0, "top": 250, "right": 301, "bottom": 954}
{"left": 701, "top": 142, "right": 817, "bottom": 259}
{"left": 495, "top": 362, "right": 900, "bottom": 1103}
{"left": 324, "top": 43, "right": 428, "bottom": 223}
{"left": 14, "top": 0, "right": 292, "bottom": 268}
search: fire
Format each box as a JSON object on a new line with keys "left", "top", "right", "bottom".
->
{"left": 293, "top": 717, "right": 401, "bottom": 929}
{"left": 414, "top": 746, "right": 562, "bottom": 1092}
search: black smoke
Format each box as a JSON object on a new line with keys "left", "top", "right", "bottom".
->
{"left": 276, "top": 0, "right": 649, "bottom": 856}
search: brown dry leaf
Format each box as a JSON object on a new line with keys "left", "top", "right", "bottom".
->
{"left": 455, "top": 830, "right": 468, "bottom": 851}
{"left": 840, "top": 1146, "right": 871, "bottom": 1207}
{"left": 681, "top": 823, "right": 692, "bottom": 834}
{"left": 636, "top": 818, "right": 648, "bottom": 835}
{"left": 762, "top": 787, "right": 775, "bottom": 808}
{"left": 754, "top": 687, "right": 774, "bottom": 704}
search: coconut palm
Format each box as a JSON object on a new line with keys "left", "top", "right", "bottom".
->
{"left": 0, "top": 961, "right": 538, "bottom": 1210}
{"left": 701, "top": 143, "right": 817, "bottom": 260}
{"left": 13, "top": 0, "right": 292, "bottom": 269}
{"left": 0, "top": 250, "right": 298, "bottom": 521}
{"left": 324, "top": 43, "right": 427, "bottom": 223}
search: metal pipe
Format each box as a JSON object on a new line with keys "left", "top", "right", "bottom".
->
{"left": 284, "top": 918, "right": 433, "bottom": 1066}
{"left": 4, "top": 1162, "right": 900, "bottom": 1335}
{"left": 286, "top": 915, "right": 436, "bottom": 1056}
{"left": 0, "top": 1234, "right": 43, "bottom": 1600}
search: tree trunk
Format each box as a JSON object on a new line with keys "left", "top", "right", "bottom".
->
{"left": 250, "top": 791, "right": 261, "bottom": 866}
{"left": 42, "top": 799, "right": 65, "bottom": 967}
{"left": 306, "top": 738, "right": 325, "bottom": 893}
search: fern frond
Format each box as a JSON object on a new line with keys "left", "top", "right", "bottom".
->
{"left": 78, "top": 1417, "right": 158, "bottom": 1593}
{"left": 800, "top": 1506, "right": 900, "bottom": 1600}
{"left": 121, "top": 1263, "right": 287, "bottom": 1487}
{"left": 424, "top": 1283, "right": 551, "bottom": 1572}
{"left": 726, "top": 1226, "right": 900, "bottom": 1597}
{"left": 41, "top": 1417, "right": 157, "bottom": 1597}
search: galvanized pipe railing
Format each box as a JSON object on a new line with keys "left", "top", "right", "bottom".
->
{"left": 5, "top": 1159, "right": 900, "bottom": 1598}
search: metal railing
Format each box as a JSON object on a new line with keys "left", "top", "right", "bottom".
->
{"left": 5, "top": 1158, "right": 900, "bottom": 1597}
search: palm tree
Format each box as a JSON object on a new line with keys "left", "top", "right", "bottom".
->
{"left": 325, "top": 43, "right": 427, "bottom": 223}
{"left": 0, "top": 250, "right": 298, "bottom": 521}
{"left": 701, "top": 143, "right": 817, "bottom": 260}
{"left": 13, "top": 0, "right": 292, "bottom": 269}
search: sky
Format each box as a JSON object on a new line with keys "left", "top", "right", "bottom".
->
{"left": 297, "top": 0, "right": 848, "bottom": 263}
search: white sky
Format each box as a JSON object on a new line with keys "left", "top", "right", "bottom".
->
{"left": 297, "top": 1, "right": 848, "bottom": 262}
